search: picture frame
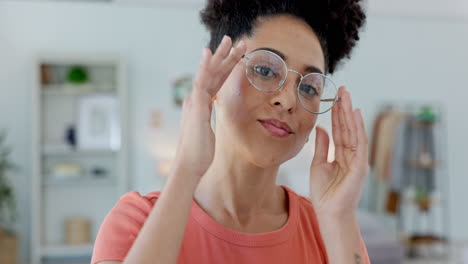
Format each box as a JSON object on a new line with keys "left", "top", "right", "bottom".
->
{"left": 77, "top": 94, "right": 120, "bottom": 150}
{"left": 172, "top": 74, "right": 193, "bottom": 107}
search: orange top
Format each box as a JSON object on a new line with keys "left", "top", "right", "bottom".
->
{"left": 91, "top": 185, "right": 371, "bottom": 264}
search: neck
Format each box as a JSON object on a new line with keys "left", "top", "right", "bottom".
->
{"left": 194, "top": 138, "right": 286, "bottom": 228}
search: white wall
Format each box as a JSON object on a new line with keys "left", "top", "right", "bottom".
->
{"left": 369, "top": 0, "right": 468, "bottom": 18}
{"left": 334, "top": 15, "right": 468, "bottom": 242}
{"left": 0, "top": 2, "right": 208, "bottom": 262}
{"left": 0, "top": 1, "right": 467, "bottom": 262}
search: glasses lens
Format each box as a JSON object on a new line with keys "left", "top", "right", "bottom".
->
{"left": 245, "top": 51, "right": 286, "bottom": 92}
{"left": 298, "top": 73, "right": 337, "bottom": 114}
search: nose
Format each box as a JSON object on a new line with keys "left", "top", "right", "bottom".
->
{"left": 269, "top": 71, "right": 300, "bottom": 113}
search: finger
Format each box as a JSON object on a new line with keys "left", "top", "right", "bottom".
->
{"left": 342, "top": 90, "right": 358, "bottom": 150}
{"left": 312, "top": 126, "right": 330, "bottom": 165}
{"left": 192, "top": 48, "right": 214, "bottom": 99}
{"left": 193, "top": 48, "right": 212, "bottom": 89}
{"left": 208, "top": 39, "right": 246, "bottom": 101}
{"left": 211, "top": 35, "right": 232, "bottom": 66}
{"left": 331, "top": 88, "right": 344, "bottom": 163}
{"left": 338, "top": 90, "right": 350, "bottom": 149}
{"left": 211, "top": 40, "right": 246, "bottom": 90}
{"left": 199, "top": 48, "right": 213, "bottom": 70}
{"left": 220, "top": 40, "right": 246, "bottom": 75}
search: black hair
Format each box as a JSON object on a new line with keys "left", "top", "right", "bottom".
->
{"left": 200, "top": 0, "right": 366, "bottom": 74}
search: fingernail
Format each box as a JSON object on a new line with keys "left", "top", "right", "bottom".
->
{"left": 236, "top": 40, "right": 245, "bottom": 49}
{"left": 354, "top": 109, "right": 361, "bottom": 118}
{"left": 222, "top": 35, "right": 229, "bottom": 43}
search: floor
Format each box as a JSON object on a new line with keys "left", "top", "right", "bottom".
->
{"left": 402, "top": 246, "right": 464, "bottom": 264}
{"left": 404, "top": 259, "right": 456, "bottom": 264}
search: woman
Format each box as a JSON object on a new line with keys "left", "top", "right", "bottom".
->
{"left": 92, "top": 0, "right": 369, "bottom": 263}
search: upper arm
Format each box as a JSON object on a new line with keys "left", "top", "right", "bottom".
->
{"left": 360, "top": 236, "right": 371, "bottom": 264}
{"left": 91, "top": 191, "right": 155, "bottom": 264}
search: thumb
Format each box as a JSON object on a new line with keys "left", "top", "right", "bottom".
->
{"left": 312, "top": 126, "right": 330, "bottom": 165}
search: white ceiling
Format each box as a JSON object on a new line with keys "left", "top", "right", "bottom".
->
{"left": 12, "top": 0, "right": 468, "bottom": 19}
{"left": 369, "top": 0, "right": 468, "bottom": 18}
{"left": 113, "top": 0, "right": 468, "bottom": 18}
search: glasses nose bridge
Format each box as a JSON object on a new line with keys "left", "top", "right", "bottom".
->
{"left": 287, "top": 69, "right": 304, "bottom": 79}
{"left": 280, "top": 69, "right": 303, "bottom": 91}
{"left": 276, "top": 68, "right": 302, "bottom": 107}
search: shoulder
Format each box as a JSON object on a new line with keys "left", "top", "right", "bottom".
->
{"left": 280, "top": 185, "right": 323, "bottom": 232}
{"left": 103, "top": 190, "right": 161, "bottom": 229}
{"left": 283, "top": 186, "right": 371, "bottom": 264}
{"left": 296, "top": 195, "right": 322, "bottom": 230}
{"left": 106, "top": 190, "right": 161, "bottom": 222}
{"left": 282, "top": 185, "right": 316, "bottom": 216}
{"left": 91, "top": 190, "right": 162, "bottom": 264}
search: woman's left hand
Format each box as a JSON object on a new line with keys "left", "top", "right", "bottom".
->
{"left": 309, "top": 86, "right": 370, "bottom": 219}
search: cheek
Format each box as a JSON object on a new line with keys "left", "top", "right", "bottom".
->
{"left": 297, "top": 115, "right": 318, "bottom": 140}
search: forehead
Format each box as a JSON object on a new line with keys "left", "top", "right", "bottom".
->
{"left": 244, "top": 15, "right": 325, "bottom": 73}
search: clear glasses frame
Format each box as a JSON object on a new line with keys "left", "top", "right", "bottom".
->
{"left": 242, "top": 49, "right": 339, "bottom": 114}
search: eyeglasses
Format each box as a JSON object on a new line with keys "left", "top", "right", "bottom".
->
{"left": 242, "top": 49, "right": 339, "bottom": 114}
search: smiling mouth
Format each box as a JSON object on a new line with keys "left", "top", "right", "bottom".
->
{"left": 258, "top": 120, "right": 293, "bottom": 138}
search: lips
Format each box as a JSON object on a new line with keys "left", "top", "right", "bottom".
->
{"left": 258, "top": 119, "right": 294, "bottom": 138}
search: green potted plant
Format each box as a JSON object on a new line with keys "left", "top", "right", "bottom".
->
{"left": 64, "top": 65, "right": 91, "bottom": 92}
{"left": 0, "top": 130, "right": 19, "bottom": 264}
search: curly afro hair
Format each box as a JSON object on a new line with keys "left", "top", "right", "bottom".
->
{"left": 200, "top": 0, "right": 366, "bottom": 74}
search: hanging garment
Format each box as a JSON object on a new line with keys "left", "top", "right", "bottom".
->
{"left": 388, "top": 115, "right": 410, "bottom": 192}
{"left": 374, "top": 111, "right": 407, "bottom": 181}
{"left": 370, "top": 110, "right": 390, "bottom": 167}
{"left": 385, "top": 115, "right": 410, "bottom": 214}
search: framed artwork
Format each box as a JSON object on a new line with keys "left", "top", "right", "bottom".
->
{"left": 77, "top": 95, "right": 120, "bottom": 150}
{"left": 172, "top": 74, "right": 193, "bottom": 107}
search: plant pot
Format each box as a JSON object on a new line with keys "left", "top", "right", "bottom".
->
{"left": 0, "top": 228, "right": 18, "bottom": 264}
{"left": 417, "top": 198, "right": 432, "bottom": 211}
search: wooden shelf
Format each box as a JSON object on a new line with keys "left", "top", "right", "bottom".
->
{"left": 411, "top": 119, "right": 437, "bottom": 128}
{"left": 39, "top": 244, "right": 93, "bottom": 258}
{"left": 42, "top": 177, "right": 115, "bottom": 188}
{"left": 401, "top": 235, "right": 448, "bottom": 247}
{"left": 42, "top": 145, "right": 118, "bottom": 156}
{"left": 408, "top": 160, "right": 438, "bottom": 169}
{"left": 402, "top": 197, "right": 444, "bottom": 204}
{"left": 41, "top": 84, "right": 115, "bottom": 96}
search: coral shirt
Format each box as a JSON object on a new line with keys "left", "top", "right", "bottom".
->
{"left": 91, "top": 185, "right": 370, "bottom": 264}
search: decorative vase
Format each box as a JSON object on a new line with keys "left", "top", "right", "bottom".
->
{"left": 0, "top": 228, "right": 18, "bottom": 264}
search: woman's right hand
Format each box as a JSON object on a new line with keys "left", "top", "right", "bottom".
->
{"left": 171, "top": 35, "right": 246, "bottom": 181}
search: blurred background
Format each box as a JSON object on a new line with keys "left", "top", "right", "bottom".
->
{"left": 0, "top": 0, "right": 467, "bottom": 263}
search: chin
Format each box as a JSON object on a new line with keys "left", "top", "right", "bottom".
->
{"left": 246, "top": 146, "right": 299, "bottom": 168}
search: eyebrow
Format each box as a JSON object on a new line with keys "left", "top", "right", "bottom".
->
{"left": 251, "top": 47, "right": 324, "bottom": 75}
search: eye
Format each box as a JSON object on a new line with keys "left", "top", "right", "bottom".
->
{"left": 299, "top": 84, "right": 319, "bottom": 97}
{"left": 253, "top": 65, "right": 275, "bottom": 79}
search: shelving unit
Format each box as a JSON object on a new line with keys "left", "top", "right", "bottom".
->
{"left": 398, "top": 115, "right": 450, "bottom": 259}
{"left": 39, "top": 244, "right": 95, "bottom": 258}
{"left": 370, "top": 102, "right": 450, "bottom": 260}
{"left": 31, "top": 54, "right": 128, "bottom": 264}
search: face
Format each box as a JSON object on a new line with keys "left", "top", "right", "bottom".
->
{"left": 214, "top": 14, "right": 326, "bottom": 168}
